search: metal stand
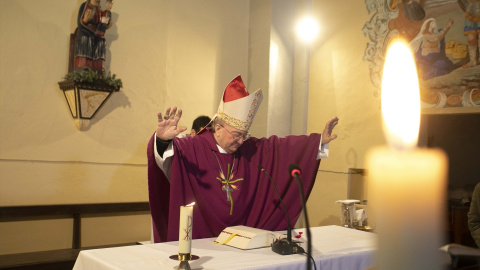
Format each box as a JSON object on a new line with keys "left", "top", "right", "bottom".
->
{"left": 169, "top": 253, "right": 199, "bottom": 270}
{"left": 178, "top": 260, "right": 191, "bottom": 270}
{"left": 178, "top": 253, "right": 191, "bottom": 270}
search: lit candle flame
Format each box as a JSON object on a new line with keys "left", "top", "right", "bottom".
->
{"left": 381, "top": 40, "right": 420, "bottom": 151}
{"left": 186, "top": 202, "right": 195, "bottom": 207}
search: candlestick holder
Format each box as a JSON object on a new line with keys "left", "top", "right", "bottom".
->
{"left": 178, "top": 253, "right": 191, "bottom": 270}
{"left": 169, "top": 253, "right": 199, "bottom": 270}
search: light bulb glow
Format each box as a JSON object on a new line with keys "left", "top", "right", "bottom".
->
{"left": 381, "top": 40, "right": 420, "bottom": 151}
{"left": 296, "top": 17, "right": 319, "bottom": 42}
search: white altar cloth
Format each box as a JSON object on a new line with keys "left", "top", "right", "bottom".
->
{"left": 73, "top": 225, "right": 376, "bottom": 270}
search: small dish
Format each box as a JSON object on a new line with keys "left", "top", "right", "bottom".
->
{"left": 355, "top": 226, "right": 375, "bottom": 232}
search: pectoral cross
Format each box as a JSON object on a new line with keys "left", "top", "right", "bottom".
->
{"left": 222, "top": 184, "right": 233, "bottom": 201}
{"left": 216, "top": 163, "right": 243, "bottom": 215}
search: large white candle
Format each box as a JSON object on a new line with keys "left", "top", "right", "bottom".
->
{"left": 178, "top": 202, "right": 195, "bottom": 254}
{"left": 366, "top": 40, "right": 448, "bottom": 270}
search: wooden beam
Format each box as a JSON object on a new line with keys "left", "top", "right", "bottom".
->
{"left": 0, "top": 202, "right": 150, "bottom": 219}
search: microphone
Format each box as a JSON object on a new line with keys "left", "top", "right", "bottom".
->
{"left": 258, "top": 165, "right": 304, "bottom": 255}
{"left": 289, "top": 163, "right": 312, "bottom": 270}
{"left": 289, "top": 164, "right": 301, "bottom": 178}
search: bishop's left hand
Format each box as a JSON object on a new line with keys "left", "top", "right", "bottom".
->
{"left": 321, "top": 117, "right": 339, "bottom": 145}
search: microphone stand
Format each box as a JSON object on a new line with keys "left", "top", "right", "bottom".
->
{"left": 258, "top": 165, "right": 303, "bottom": 255}
{"left": 289, "top": 164, "right": 312, "bottom": 270}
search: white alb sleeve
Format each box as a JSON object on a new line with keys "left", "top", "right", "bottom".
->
{"left": 316, "top": 135, "right": 329, "bottom": 160}
{"left": 153, "top": 133, "right": 175, "bottom": 181}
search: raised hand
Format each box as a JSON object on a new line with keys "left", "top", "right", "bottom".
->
{"left": 156, "top": 106, "right": 187, "bottom": 140}
{"left": 321, "top": 117, "right": 339, "bottom": 145}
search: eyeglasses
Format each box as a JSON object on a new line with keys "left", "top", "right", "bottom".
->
{"left": 219, "top": 124, "right": 250, "bottom": 141}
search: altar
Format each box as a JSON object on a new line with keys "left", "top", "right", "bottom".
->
{"left": 73, "top": 225, "right": 376, "bottom": 270}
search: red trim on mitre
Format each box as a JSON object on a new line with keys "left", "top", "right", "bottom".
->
{"left": 223, "top": 75, "right": 249, "bottom": 102}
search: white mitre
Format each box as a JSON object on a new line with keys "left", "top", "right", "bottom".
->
{"left": 215, "top": 75, "right": 263, "bottom": 131}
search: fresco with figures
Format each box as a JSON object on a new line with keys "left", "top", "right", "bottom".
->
{"left": 363, "top": 0, "right": 480, "bottom": 110}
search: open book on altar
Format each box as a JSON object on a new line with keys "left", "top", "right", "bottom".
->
{"left": 214, "top": 225, "right": 283, "bottom": 250}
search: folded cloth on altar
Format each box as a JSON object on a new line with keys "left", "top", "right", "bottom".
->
{"left": 335, "top": 199, "right": 360, "bottom": 204}
{"left": 356, "top": 209, "right": 367, "bottom": 222}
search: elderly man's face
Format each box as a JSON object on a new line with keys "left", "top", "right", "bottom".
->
{"left": 214, "top": 123, "right": 247, "bottom": 154}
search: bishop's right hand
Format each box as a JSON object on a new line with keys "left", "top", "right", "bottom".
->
{"left": 156, "top": 106, "right": 187, "bottom": 140}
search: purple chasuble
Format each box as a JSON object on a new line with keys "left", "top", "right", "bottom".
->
{"left": 147, "top": 128, "right": 321, "bottom": 242}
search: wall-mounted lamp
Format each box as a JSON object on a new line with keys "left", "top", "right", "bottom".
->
{"left": 296, "top": 17, "right": 319, "bottom": 42}
{"left": 58, "top": 80, "right": 119, "bottom": 130}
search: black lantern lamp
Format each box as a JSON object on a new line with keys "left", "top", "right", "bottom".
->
{"left": 58, "top": 79, "right": 120, "bottom": 130}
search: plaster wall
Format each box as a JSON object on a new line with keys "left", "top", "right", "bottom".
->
{"left": 267, "top": 0, "right": 295, "bottom": 137}
{"left": 0, "top": 0, "right": 380, "bottom": 256}
{"left": 0, "top": 0, "right": 250, "bottom": 254}
{"left": 247, "top": 0, "right": 271, "bottom": 138}
{"left": 306, "top": 0, "right": 383, "bottom": 226}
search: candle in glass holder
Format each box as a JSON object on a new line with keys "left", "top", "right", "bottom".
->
{"left": 178, "top": 202, "right": 195, "bottom": 255}
{"left": 366, "top": 40, "right": 448, "bottom": 270}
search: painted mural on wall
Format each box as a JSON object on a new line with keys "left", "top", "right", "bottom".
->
{"left": 363, "top": 0, "right": 480, "bottom": 110}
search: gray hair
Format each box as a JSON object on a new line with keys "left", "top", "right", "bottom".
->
{"left": 212, "top": 117, "right": 223, "bottom": 133}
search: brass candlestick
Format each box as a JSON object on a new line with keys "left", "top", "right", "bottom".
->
{"left": 178, "top": 253, "right": 191, "bottom": 270}
{"left": 169, "top": 253, "right": 199, "bottom": 270}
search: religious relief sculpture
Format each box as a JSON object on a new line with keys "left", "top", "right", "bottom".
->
{"left": 58, "top": 0, "right": 122, "bottom": 130}
{"left": 363, "top": 0, "right": 480, "bottom": 111}
{"left": 74, "top": 0, "right": 114, "bottom": 72}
